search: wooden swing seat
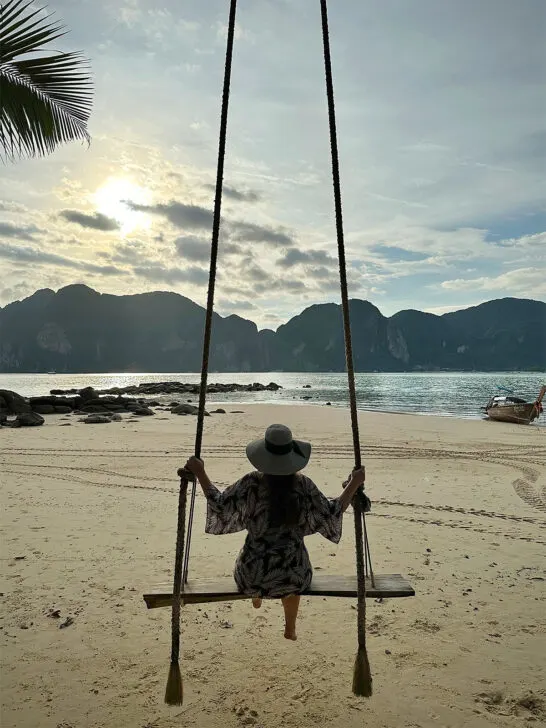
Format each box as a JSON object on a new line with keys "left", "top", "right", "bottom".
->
{"left": 143, "top": 573, "right": 414, "bottom": 609}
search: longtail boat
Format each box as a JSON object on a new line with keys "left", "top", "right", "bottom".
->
{"left": 484, "top": 385, "right": 545, "bottom": 424}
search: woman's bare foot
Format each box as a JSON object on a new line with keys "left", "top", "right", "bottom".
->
{"left": 252, "top": 597, "right": 262, "bottom": 609}
{"left": 284, "top": 628, "right": 297, "bottom": 641}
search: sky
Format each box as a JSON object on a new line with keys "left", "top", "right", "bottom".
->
{"left": 1, "top": 0, "right": 545, "bottom": 330}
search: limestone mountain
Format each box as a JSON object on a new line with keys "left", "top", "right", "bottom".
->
{"left": 0, "top": 285, "right": 544, "bottom": 372}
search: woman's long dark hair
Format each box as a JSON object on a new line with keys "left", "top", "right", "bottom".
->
{"left": 263, "top": 473, "right": 301, "bottom": 528}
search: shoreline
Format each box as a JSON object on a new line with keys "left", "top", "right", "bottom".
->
{"left": 2, "top": 371, "right": 545, "bottom": 425}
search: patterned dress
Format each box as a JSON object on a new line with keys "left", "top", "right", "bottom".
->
{"left": 205, "top": 471, "right": 344, "bottom": 598}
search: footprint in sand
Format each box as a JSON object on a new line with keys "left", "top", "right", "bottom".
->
{"left": 233, "top": 703, "right": 260, "bottom": 726}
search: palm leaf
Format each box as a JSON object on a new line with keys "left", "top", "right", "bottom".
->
{"left": 0, "top": 0, "right": 93, "bottom": 161}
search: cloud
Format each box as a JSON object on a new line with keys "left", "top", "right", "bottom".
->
{"left": 306, "top": 266, "right": 336, "bottom": 280}
{"left": 132, "top": 263, "right": 209, "bottom": 285}
{"left": 128, "top": 200, "right": 213, "bottom": 230}
{"left": 107, "top": 242, "right": 148, "bottom": 265}
{"left": 440, "top": 267, "right": 546, "bottom": 296}
{"left": 370, "top": 244, "right": 430, "bottom": 262}
{"left": 253, "top": 278, "right": 308, "bottom": 294}
{"left": 0, "top": 221, "right": 42, "bottom": 241}
{"left": 0, "top": 242, "right": 124, "bottom": 276}
{"left": 218, "top": 298, "right": 257, "bottom": 311}
{"left": 203, "top": 183, "right": 261, "bottom": 203}
{"left": 60, "top": 210, "right": 120, "bottom": 231}
{"left": 229, "top": 221, "right": 294, "bottom": 247}
{"left": 277, "top": 247, "right": 337, "bottom": 268}
{"left": 0, "top": 201, "right": 28, "bottom": 214}
{"left": 222, "top": 241, "right": 244, "bottom": 256}
{"left": 242, "top": 263, "right": 269, "bottom": 282}
{"left": 174, "top": 235, "right": 211, "bottom": 262}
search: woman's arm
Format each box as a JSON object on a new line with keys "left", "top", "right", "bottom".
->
{"left": 338, "top": 466, "right": 366, "bottom": 513}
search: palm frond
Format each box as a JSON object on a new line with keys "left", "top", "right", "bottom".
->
{"left": 0, "top": 0, "right": 93, "bottom": 161}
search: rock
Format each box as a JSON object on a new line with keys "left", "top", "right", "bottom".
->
{"left": 169, "top": 401, "right": 180, "bottom": 407}
{"left": 133, "top": 407, "right": 154, "bottom": 416}
{"left": 30, "top": 396, "right": 75, "bottom": 408}
{"left": 79, "top": 386, "right": 99, "bottom": 402}
{"left": 326, "top": 402, "right": 332, "bottom": 406}
{"left": 33, "top": 404, "right": 56, "bottom": 415}
{"left": 52, "top": 381, "right": 283, "bottom": 397}
{"left": 109, "top": 413, "right": 123, "bottom": 422}
{"left": 303, "top": 384, "right": 311, "bottom": 388}
{"left": 0, "top": 390, "right": 32, "bottom": 414}
{"left": 212, "top": 408, "right": 226, "bottom": 414}
{"left": 54, "top": 406, "right": 72, "bottom": 414}
{"left": 81, "top": 404, "right": 109, "bottom": 413}
{"left": 81, "top": 415, "right": 111, "bottom": 424}
{"left": 172, "top": 403, "right": 199, "bottom": 415}
{"left": 301, "top": 396, "right": 312, "bottom": 400}
{"left": 0, "top": 412, "right": 7, "bottom": 424}
{"left": 10, "top": 412, "right": 45, "bottom": 427}
{"left": 59, "top": 616, "right": 74, "bottom": 629}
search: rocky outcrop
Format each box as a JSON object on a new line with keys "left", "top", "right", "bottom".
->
{"left": 0, "top": 383, "right": 278, "bottom": 424}
{"left": 50, "top": 381, "right": 282, "bottom": 397}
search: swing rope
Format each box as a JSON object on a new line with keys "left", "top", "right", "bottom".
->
{"left": 320, "top": 0, "right": 372, "bottom": 697}
{"left": 165, "top": 0, "right": 373, "bottom": 705}
{"left": 165, "top": 0, "right": 238, "bottom": 706}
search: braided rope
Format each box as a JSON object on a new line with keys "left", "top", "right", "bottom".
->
{"left": 166, "top": 0, "right": 238, "bottom": 704}
{"left": 319, "top": 0, "right": 373, "bottom": 696}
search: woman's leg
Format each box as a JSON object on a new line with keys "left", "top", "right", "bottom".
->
{"left": 281, "top": 595, "right": 300, "bottom": 641}
{"left": 252, "top": 597, "right": 262, "bottom": 609}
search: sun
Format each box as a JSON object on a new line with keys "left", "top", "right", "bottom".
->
{"left": 94, "top": 177, "right": 152, "bottom": 235}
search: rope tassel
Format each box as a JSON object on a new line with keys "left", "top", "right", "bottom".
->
{"left": 165, "top": 661, "right": 183, "bottom": 706}
{"left": 353, "top": 646, "right": 373, "bottom": 698}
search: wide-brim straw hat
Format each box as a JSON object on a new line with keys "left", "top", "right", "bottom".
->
{"left": 246, "top": 424, "right": 311, "bottom": 476}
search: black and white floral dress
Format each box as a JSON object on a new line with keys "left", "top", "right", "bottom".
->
{"left": 205, "top": 471, "right": 343, "bottom": 598}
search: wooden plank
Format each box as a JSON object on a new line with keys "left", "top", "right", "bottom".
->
{"left": 143, "top": 573, "right": 414, "bottom": 609}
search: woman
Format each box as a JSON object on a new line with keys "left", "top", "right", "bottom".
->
{"left": 184, "top": 423, "right": 366, "bottom": 641}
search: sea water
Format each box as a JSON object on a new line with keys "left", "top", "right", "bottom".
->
{"left": 1, "top": 371, "right": 544, "bottom": 422}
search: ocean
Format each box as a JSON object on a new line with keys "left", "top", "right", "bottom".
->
{"left": 1, "top": 371, "right": 544, "bottom": 422}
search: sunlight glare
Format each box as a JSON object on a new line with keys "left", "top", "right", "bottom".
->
{"left": 94, "top": 178, "right": 151, "bottom": 235}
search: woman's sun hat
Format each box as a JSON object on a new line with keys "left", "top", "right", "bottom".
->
{"left": 246, "top": 424, "right": 311, "bottom": 476}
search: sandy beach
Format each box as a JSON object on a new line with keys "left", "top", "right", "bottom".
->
{"left": 1, "top": 404, "right": 545, "bottom": 728}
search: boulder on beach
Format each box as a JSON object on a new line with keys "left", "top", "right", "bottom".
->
{"left": 81, "top": 414, "right": 111, "bottom": 424}
{"left": 4, "top": 412, "right": 45, "bottom": 427}
{"left": 79, "top": 386, "right": 99, "bottom": 402}
{"left": 33, "top": 404, "right": 56, "bottom": 415}
{"left": 171, "top": 403, "right": 209, "bottom": 416}
{"left": 133, "top": 407, "right": 154, "bottom": 416}
{"left": 0, "top": 390, "right": 32, "bottom": 414}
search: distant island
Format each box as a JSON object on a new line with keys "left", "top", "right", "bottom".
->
{"left": 0, "top": 285, "right": 544, "bottom": 373}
